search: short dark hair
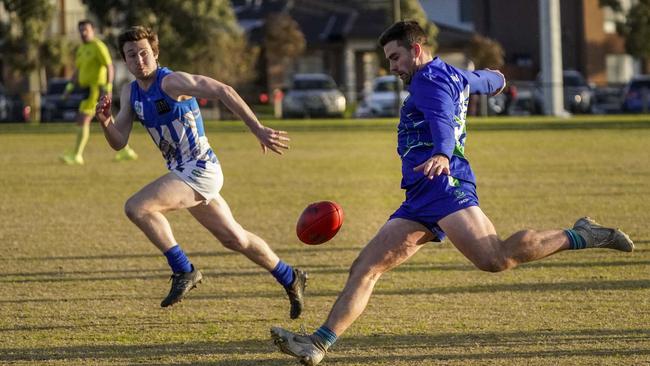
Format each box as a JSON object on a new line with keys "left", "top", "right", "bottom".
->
{"left": 78, "top": 19, "right": 94, "bottom": 28}
{"left": 378, "top": 20, "right": 428, "bottom": 50}
{"left": 117, "top": 26, "right": 159, "bottom": 60}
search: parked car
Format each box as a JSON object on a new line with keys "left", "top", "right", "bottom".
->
{"left": 41, "top": 78, "right": 88, "bottom": 122}
{"left": 621, "top": 75, "right": 650, "bottom": 113}
{"left": 0, "top": 83, "right": 26, "bottom": 122}
{"left": 355, "top": 75, "right": 409, "bottom": 118}
{"left": 533, "top": 70, "right": 594, "bottom": 114}
{"left": 282, "top": 73, "right": 346, "bottom": 118}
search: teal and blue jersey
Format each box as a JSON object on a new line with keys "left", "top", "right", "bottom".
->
{"left": 398, "top": 57, "right": 505, "bottom": 188}
{"left": 130, "top": 67, "right": 217, "bottom": 171}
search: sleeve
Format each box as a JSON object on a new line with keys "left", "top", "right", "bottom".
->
{"left": 411, "top": 74, "right": 456, "bottom": 160}
{"left": 96, "top": 40, "right": 113, "bottom": 66}
{"left": 457, "top": 69, "right": 504, "bottom": 95}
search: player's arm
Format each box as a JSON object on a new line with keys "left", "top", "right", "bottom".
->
{"left": 412, "top": 75, "right": 457, "bottom": 179}
{"left": 64, "top": 70, "right": 78, "bottom": 98}
{"left": 162, "top": 71, "right": 289, "bottom": 155}
{"left": 458, "top": 68, "right": 506, "bottom": 96}
{"left": 96, "top": 83, "right": 135, "bottom": 150}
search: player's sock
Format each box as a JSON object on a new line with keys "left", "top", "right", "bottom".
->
{"left": 74, "top": 124, "right": 90, "bottom": 157}
{"left": 312, "top": 325, "right": 337, "bottom": 350}
{"left": 565, "top": 229, "right": 587, "bottom": 250}
{"left": 164, "top": 245, "right": 193, "bottom": 273}
{"left": 271, "top": 260, "right": 295, "bottom": 288}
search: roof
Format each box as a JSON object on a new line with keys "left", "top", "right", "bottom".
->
{"left": 232, "top": 0, "right": 390, "bottom": 45}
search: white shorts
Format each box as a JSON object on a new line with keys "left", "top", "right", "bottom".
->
{"left": 171, "top": 160, "right": 224, "bottom": 204}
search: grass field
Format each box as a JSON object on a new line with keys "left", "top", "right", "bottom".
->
{"left": 1, "top": 117, "right": 649, "bottom": 365}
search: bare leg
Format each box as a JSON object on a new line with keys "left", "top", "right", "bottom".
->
{"left": 124, "top": 173, "right": 204, "bottom": 253}
{"left": 438, "top": 206, "right": 570, "bottom": 272}
{"left": 323, "top": 218, "right": 433, "bottom": 336}
{"left": 188, "top": 194, "right": 280, "bottom": 270}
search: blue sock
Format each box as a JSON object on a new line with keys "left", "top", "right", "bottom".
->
{"left": 313, "top": 326, "right": 337, "bottom": 350}
{"left": 164, "top": 245, "right": 193, "bottom": 273}
{"left": 271, "top": 260, "right": 295, "bottom": 288}
{"left": 565, "top": 229, "right": 587, "bottom": 250}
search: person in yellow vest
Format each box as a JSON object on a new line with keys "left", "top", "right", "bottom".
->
{"left": 60, "top": 19, "right": 137, "bottom": 165}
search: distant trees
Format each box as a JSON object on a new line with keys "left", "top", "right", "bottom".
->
{"left": 401, "top": 0, "right": 438, "bottom": 54}
{"left": 0, "top": 0, "right": 70, "bottom": 122}
{"left": 466, "top": 35, "right": 505, "bottom": 69}
{"left": 600, "top": 0, "right": 650, "bottom": 63}
{"left": 263, "top": 13, "right": 305, "bottom": 91}
{"left": 84, "top": 0, "right": 258, "bottom": 86}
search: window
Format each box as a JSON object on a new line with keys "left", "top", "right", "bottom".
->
{"left": 606, "top": 54, "right": 640, "bottom": 83}
{"left": 459, "top": 0, "right": 473, "bottom": 23}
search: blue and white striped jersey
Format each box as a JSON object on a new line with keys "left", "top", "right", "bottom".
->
{"left": 130, "top": 67, "right": 217, "bottom": 171}
{"left": 398, "top": 57, "right": 504, "bottom": 188}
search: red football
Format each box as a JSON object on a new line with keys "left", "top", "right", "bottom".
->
{"left": 296, "top": 201, "right": 344, "bottom": 245}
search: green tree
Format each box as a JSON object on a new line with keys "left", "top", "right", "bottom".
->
{"left": 84, "top": 0, "right": 258, "bottom": 86}
{"left": 466, "top": 35, "right": 505, "bottom": 69}
{"left": 263, "top": 13, "right": 305, "bottom": 91}
{"left": 401, "top": 0, "right": 438, "bottom": 53}
{"left": 619, "top": 0, "right": 650, "bottom": 61}
{"left": 0, "top": 0, "right": 65, "bottom": 122}
{"left": 599, "top": 0, "right": 650, "bottom": 65}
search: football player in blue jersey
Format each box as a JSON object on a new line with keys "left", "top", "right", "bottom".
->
{"left": 270, "top": 20, "right": 634, "bottom": 365}
{"left": 94, "top": 26, "right": 307, "bottom": 318}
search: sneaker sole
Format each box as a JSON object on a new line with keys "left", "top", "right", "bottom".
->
{"left": 270, "top": 327, "right": 300, "bottom": 357}
{"left": 289, "top": 270, "right": 308, "bottom": 319}
{"left": 161, "top": 275, "right": 203, "bottom": 307}
{"left": 270, "top": 327, "right": 321, "bottom": 366}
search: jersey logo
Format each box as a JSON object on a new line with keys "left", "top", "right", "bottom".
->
{"left": 134, "top": 101, "right": 144, "bottom": 121}
{"left": 155, "top": 98, "right": 171, "bottom": 114}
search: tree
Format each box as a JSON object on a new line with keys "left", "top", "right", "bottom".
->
{"left": 0, "top": 0, "right": 66, "bottom": 123}
{"left": 466, "top": 35, "right": 505, "bottom": 69}
{"left": 401, "top": 0, "right": 438, "bottom": 53}
{"left": 263, "top": 13, "right": 305, "bottom": 92}
{"left": 83, "top": 0, "right": 258, "bottom": 87}
{"left": 619, "top": 0, "right": 650, "bottom": 62}
{"left": 599, "top": 0, "right": 650, "bottom": 67}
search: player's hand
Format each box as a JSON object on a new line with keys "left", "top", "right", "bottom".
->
{"left": 95, "top": 95, "right": 112, "bottom": 127}
{"left": 486, "top": 68, "right": 506, "bottom": 96}
{"left": 413, "top": 154, "right": 450, "bottom": 179}
{"left": 255, "top": 126, "right": 290, "bottom": 155}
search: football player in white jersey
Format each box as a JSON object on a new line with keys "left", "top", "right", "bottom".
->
{"left": 95, "top": 26, "right": 307, "bottom": 319}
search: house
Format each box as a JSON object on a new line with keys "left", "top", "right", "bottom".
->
{"left": 233, "top": 0, "right": 392, "bottom": 103}
{"left": 422, "top": 0, "right": 644, "bottom": 85}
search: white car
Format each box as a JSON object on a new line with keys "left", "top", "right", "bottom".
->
{"left": 356, "top": 75, "right": 409, "bottom": 118}
{"left": 282, "top": 73, "right": 346, "bottom": 118}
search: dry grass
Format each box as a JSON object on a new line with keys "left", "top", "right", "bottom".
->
{"left": 0, "top": 118, "right": 648, "bottom": 365}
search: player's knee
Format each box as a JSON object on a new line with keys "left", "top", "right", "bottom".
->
{"left": 349, "top": 256, "right": 383, "bottom": 283}
{"left": 474, "top": 256, "right": 512, "bottom": 273}
{"left": 124, "top": 198, "right": 146, "bottom": 223}
{"left": 219, "top": 233, "right": 249, "bottom": 252}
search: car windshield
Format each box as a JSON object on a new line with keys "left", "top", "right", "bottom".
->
{"left": 375, "top": 80, "right": 397, "bottom": 92}
{"left": 563, "top": 74, "right": 586, "bottom": 87}
{"left": 293, "top": 79, "right": 336, "bottom": 90}
{"left": 47, "top": 82, "right": 68, "bottom": 95}
{"left": 630, "top": 80, "right": 650, "bottom": 90}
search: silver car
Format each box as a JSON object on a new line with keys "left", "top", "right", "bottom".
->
{"left": 356, "top": 75, "right": 409, "bottom": 118}
{"left": 282, "top": 73, "right": 346, "bottom": 118}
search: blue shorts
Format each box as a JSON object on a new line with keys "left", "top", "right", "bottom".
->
{"left": 389, "top": 175, "right": 479, "bottom": 242}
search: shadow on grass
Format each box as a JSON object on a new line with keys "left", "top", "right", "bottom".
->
{"left": 3, "top": 278, "right": 647, "bottom": 305}
{"left": 2, "top": 328, "right": 648, "bottom": 364}
{"left": 1, "top": 246, "right": 361, "bottom": 262}
{"left": 2, "top": 258, "right": 648, "bottom": 284}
